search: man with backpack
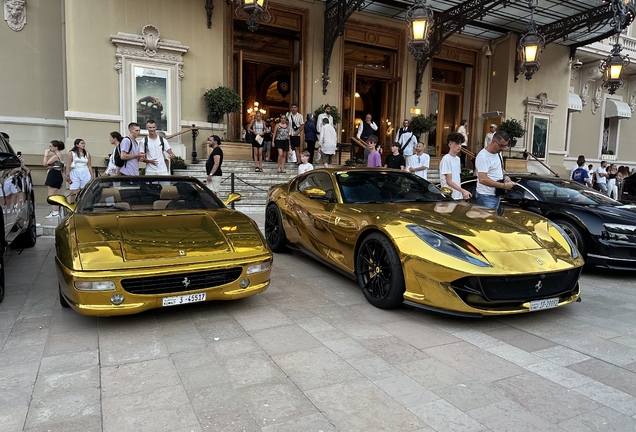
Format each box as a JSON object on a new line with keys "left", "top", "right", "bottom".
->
{"left": 118, "top": 122, "right": 144, "bottom": 175}
{"left": 143, "top": 119, "right": 175, "bottom": 175}
{"left": 397, "top": 127, "right": 416, "bottom": 167}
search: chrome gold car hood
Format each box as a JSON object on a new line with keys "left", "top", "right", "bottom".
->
{"left": 72, "top": 212, "right": 266, "bottom": 269}
{"left": 397, "top": 204, "right": 557, "bottom": 252}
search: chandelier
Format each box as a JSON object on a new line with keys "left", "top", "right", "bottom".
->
{"left": 230, "top": 0, "right": 272, "bottom": 32}
{"left": 516, "top": 0, "right": 545, "bottom": 81}
{"left": 405, "top": 0, "right": 434, "bottom": 63}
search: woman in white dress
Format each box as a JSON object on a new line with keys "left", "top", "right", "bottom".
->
{"left": 66, "top": 138, "right": 93, "bottom": 194}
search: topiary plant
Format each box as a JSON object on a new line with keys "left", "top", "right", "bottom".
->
{"left": 498, "top": 118, "right": 526, "bottom": 140}
{"left": 203, "top": 86, "right": 242, "bottom": 118}
{"left": 409, "top": 114, "right": 436, "bottom": 136}
{"left": 314, "top": 104, "right": 342, "bottom": 125}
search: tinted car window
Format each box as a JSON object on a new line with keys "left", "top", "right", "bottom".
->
{"left": 298, "top": 172, "right": 335, "bottom": 195}
{"left": 336, "top": 171, "right": 452, "bottom": 204}
{"left": 526, "top": 179, "right": 618, "bottom": 205}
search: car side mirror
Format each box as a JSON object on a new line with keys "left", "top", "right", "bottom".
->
{"left": 302, "top": 187, "right": 327, "bottom": 199}
{"left": 224, "top": 193, "right": 242, "bottom": 207}
{"left": 0, "top": 153, "right": 22, "bottom": 169}
{"left": 47, "top": 194, "right": 76, "bottom": 212}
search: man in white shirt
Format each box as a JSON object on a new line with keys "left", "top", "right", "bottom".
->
{"left": 596, "top": 160, "right": 608, "bottom": 193}
{"left": 397, "top": 128, "right": 417, "bottom": 167}
{"left": 457, "top": 119, "right": 469, "bottom": 168}
{"left": 484, "top": 124, "right": 497, "bottom": 148}
{"left": 407, "top": 142, "right": 430, "bottom": 180}
{"left": 316, "top": 104, "right": 333, "bottom": 134}
{"left": 287, "top": 103, "right": 304, "bottom": 165}
{"left": 143, "top": 119, "right": 175, "bottom": 175}
{"left": 440, "top": 132, "right": 471, "bottom": 200}
{"left": 474, "top": 131, "right": 515, "bottom": 209}
{"left": 394, "top": 119, "right": 410, "bottom": 143}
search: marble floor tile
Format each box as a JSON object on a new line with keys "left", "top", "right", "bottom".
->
{"left": 306, "top": 378, "right": 426, "bottom": 431}
{"left": 409, "top": 399, "right": 488, "bottom": 432}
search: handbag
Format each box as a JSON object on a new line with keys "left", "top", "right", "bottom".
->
{"left": 255, "top": 134, "right": 264, "bottom": 145}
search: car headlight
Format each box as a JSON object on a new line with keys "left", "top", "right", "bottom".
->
{"left": 548, "top": 221, "right": 579, "bottom": 259}
{"left": 603, "top": 223, "right": 636, "bottom": 243}
{"left": 407, "top": 225, "right": 491, "bottom": 267}
{"left": 246, "top": 260, "right": 272, "bottom": 275}
{"left": 74, "top": 281, "right": 116, "bottom": 291}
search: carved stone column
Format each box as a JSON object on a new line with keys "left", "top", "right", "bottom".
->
{"left": 578, "top": 64, "right": 603, "bottom": 114}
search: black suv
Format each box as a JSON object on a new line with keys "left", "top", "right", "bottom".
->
{"left": 0, "top": 134, "right": 37, "bottom": 302}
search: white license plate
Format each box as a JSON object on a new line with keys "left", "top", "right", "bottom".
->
{"left": 529, "top": 297, "right": 559, "bottom": 311}
{"left": 162, "top": 292, "right": 206, "bottom": 307}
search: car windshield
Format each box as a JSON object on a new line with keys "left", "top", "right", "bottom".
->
{"left": 336, "top": 170, "right": 452, "bottom": 204}
{"left": 526, "top": 179, "right": 619, "bottom": 205}
{"left": 75, "top": 176, "right": 223, "bottom": 213}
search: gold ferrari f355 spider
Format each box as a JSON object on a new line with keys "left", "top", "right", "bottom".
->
{"left": 49, "top": 176, "right": 272, "bottom": 316}
{"left": 265, "top": 168, "right": 584, "bottom": 317}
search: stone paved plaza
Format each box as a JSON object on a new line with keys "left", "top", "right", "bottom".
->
{"left": 1, "top": 211, "right": 636, "bottom": 431}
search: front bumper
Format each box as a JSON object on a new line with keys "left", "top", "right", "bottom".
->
{"left": 56, "top": 256, "right": 272, "bottom": 316}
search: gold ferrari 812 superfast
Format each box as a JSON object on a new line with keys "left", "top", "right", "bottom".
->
{"left": 49, "top": 176, "right": 272, "bottom": 316}
{"left": 265, "top": 168, "right": 584, "bottom": 317}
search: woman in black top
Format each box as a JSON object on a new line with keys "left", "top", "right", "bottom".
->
{"left": 206, "top": 135, "right": 223, "bottom": 197}
{"left": 43, "top": 139, "right": 65, "bottom": 218}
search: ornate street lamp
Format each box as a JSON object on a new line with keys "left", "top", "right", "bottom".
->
{"left": 601, "top": 42, "right": 630, "bottom": 94}
{"left": 600, "top": 0, "right": 633, "bottom": 93}
{"left": 230, "top": 0, "right": 272, "bottom": 32}
{"left": 406, "top": 0, "right": 434, "bottom": 62}
{"left": 516, "top": 0, "right": 545, "bottom": 81}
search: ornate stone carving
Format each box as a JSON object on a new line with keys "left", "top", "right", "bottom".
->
{"left": 591, "top": 85, "right": 603, "bottom": 115}
{"left": 142, "top": 25, "right": 160, "bottom": 57}
{"left": 579, "top": 64, "right": 603, "bottom": 109}
{"left": 110, "top": 25, "right": 189, "bottom": 73}
{"left": 525, "top": 92, "right": 558, "bottom": 115}
{"left": 4, "top": 0, "right": 26, "bottom": 31}
{"left": 629, "top": 90, "right": 636, "bottom": 112}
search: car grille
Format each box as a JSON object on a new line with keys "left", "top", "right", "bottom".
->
{"left": 451, "top": 268, "right": 582, "bottom": 302}
{"left": 121, "top": 268, "right": 243, "bottom": 295}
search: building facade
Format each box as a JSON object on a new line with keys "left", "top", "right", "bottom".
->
{"left": 1, "top": 0, "right": 634, "bottom": 202}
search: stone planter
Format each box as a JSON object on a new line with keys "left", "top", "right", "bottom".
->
{"left": 504, "top": 158, "right": 528, "bottom": 173}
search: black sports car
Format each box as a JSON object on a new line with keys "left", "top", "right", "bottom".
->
{"left": 462, "top": 175, "right": 636, "bottom": 270}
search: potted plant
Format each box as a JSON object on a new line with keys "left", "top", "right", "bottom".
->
{"left": 170, "top": 155, "right": 186, "bottom": 172}
{"left": 498, "top": 118, "right": 526, "bottom": 147}
{"left": 409, "top": 114, "right": 436, "bottom": 136}
{"left": 203, "top": 86, "right": 242, "bottom": 123}
{"left": 314, "top": 104, "right": 342, "bottom": 125}
{"left": 498, "top": 118, "right": 528, "bottom": 172}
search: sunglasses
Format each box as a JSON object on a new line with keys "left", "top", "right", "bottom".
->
{"left": 494, "top": 140, "right": 509, "bottom": 149}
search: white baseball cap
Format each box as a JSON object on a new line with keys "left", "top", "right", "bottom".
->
{"left": 490, "top": 124, "right": 497, "bottom": 128}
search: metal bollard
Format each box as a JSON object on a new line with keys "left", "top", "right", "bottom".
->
{"left": 191, "top": 124, "right": 199, "bottom": 164}
{"left": 230, "top": 172, "right": 235, "bottom": 209}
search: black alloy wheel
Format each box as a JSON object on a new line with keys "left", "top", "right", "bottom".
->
{"left": 555, "top": 219, "right": 587, "bottom": 258}
{"left": 265, "top": 205, "right": 288, "bottom": 252}
{"left": 356, "top": 233, "right": 405, "bottom": 309}
{"left": 12, "top": 197, "right": 37, "bottom": 249}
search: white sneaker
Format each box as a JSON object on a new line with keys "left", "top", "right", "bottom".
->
{"left": 45, "top": 211, "right": 59, "bottom": 219}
